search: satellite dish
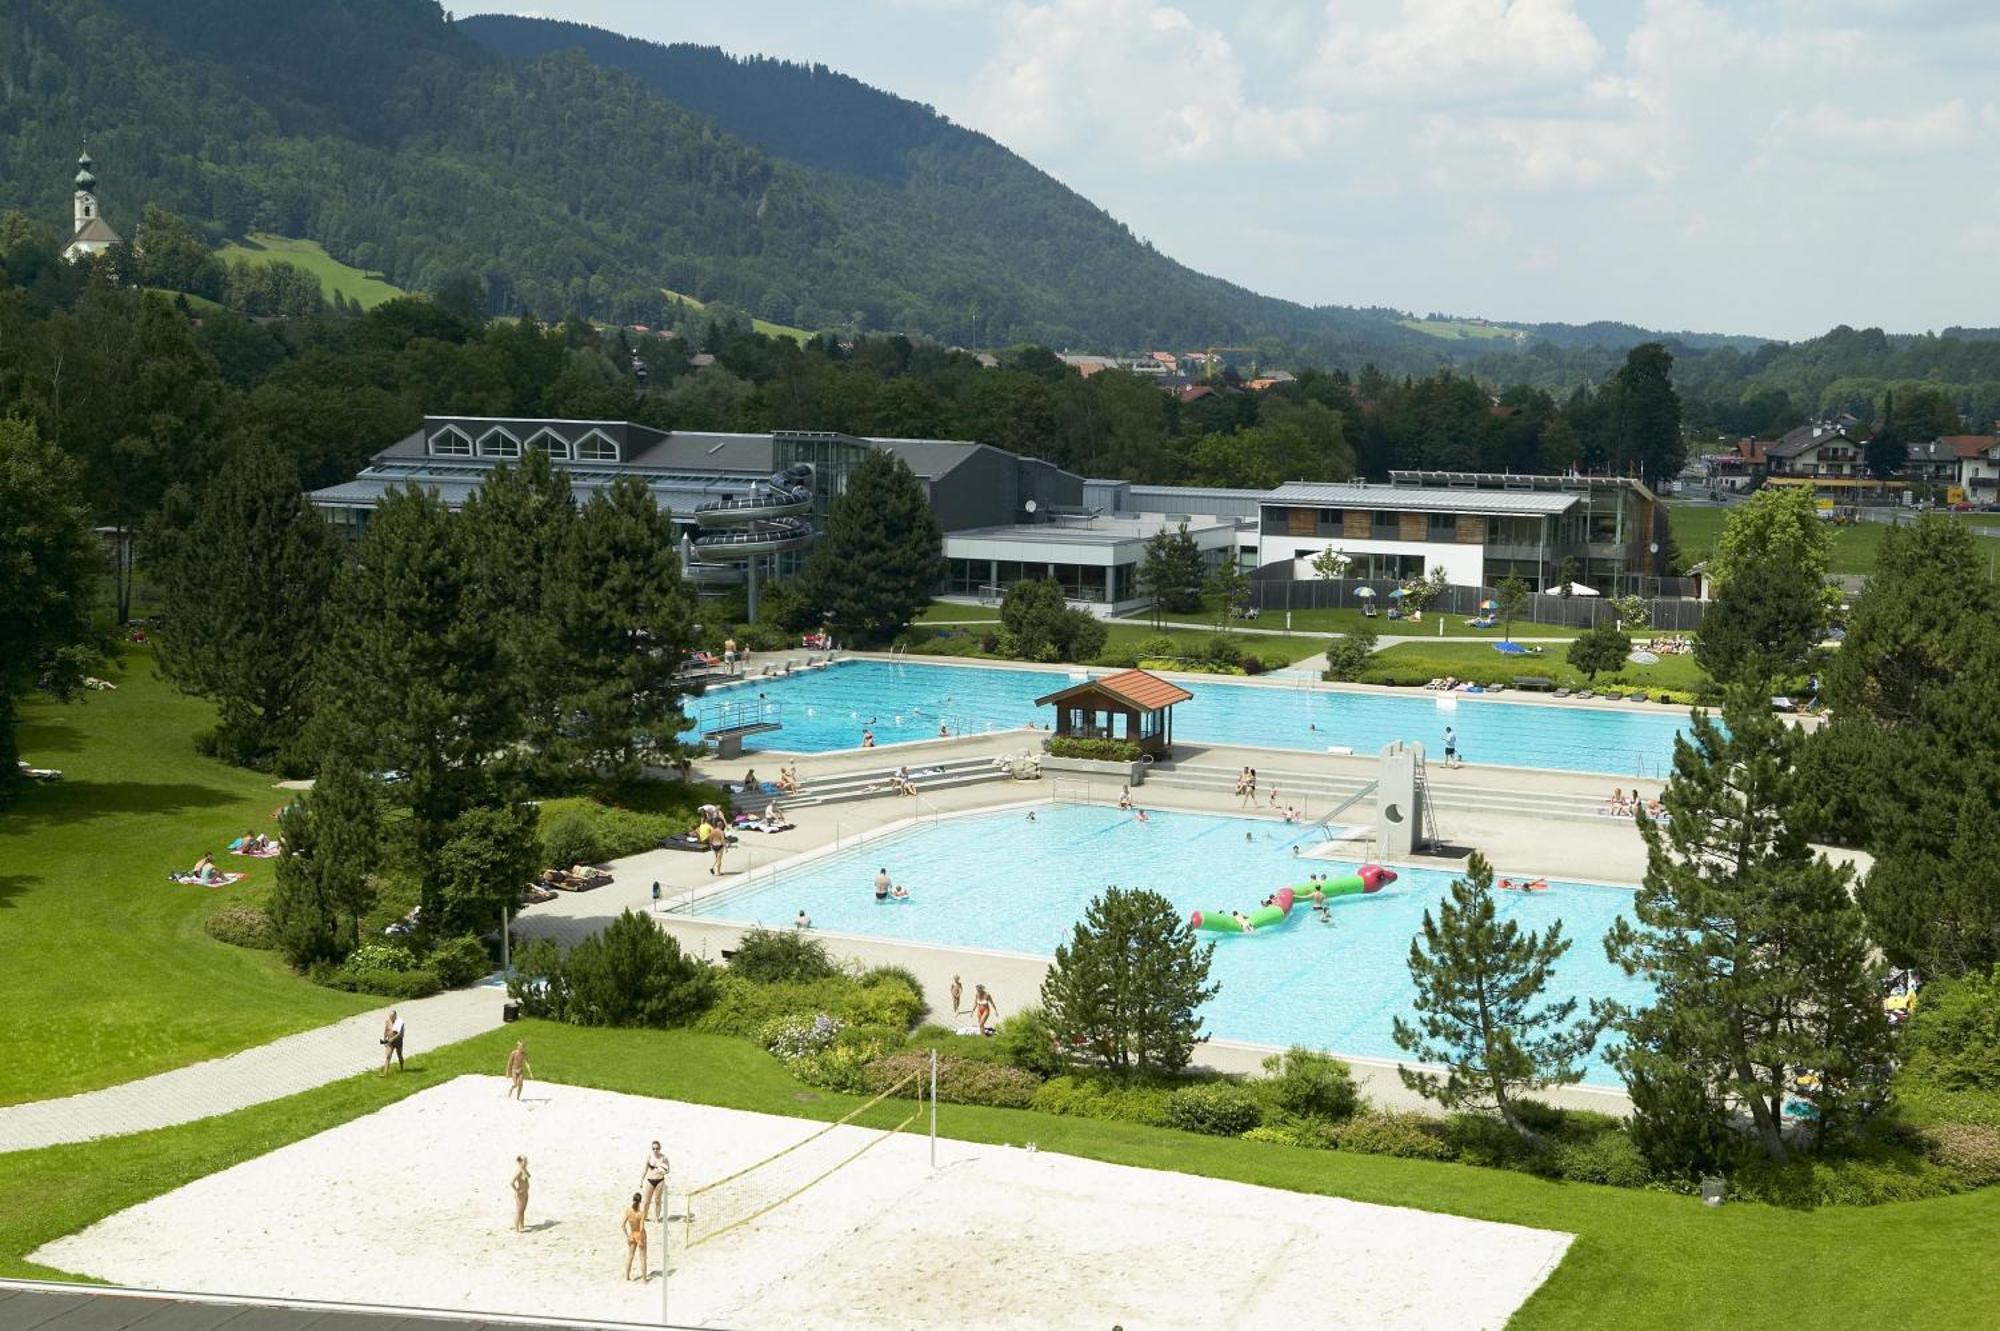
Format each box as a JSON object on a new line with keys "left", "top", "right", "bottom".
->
{"left": 1024, "top": 499, "right": 1038, "bottom": 514}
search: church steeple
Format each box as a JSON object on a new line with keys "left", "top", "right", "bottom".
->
{"left": 63, "top": 146, "right": 122, "bottom": 261}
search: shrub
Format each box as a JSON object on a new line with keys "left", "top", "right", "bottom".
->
{"left": 903, "top": 1023, "right": 1009, "bottom": 1064}
{"left": 1335, "top": 1111, "right": 1456, "bottom": 1160}
{"left": 1257, "top": 1047, "right": 1360, "bottom": 1123}
{"left": 851, "top": 974, "right": 927, "bottom": 1031}
{"left": 1239, "top": 655, "right": 1264, "bottom": 675}
{"left": 1030, "top": 1074, "right": 1173, "bottom": 1128}
{"left": 1903, "top": 969, "right": 2000, "bottom": 1092}
{"left": 858, "top": 965, "right": 930, "bottom": 1018}
{"left": 1921, "top": 1122, "right": 2000, "bottom": 1188}
{"left": 508, "top": 938, "right": 571, "bottom": 1021}
{"left": 1729, "top": 1152, "right": 1961, "bottom": 1208}
{"left": 344, "top": 943, "right": 420, "bottom": 975}
{"left": 1200, "top": 634, "right": 1241, "bottom": 668}
{"left": 1323, "top": 628, "right": 1378, "bottom": 682}
{"left": 1242, "top": 1117, "right": 1340, "bottom": 1150}
{"left": 1552, "top": 1131, "right": 1652, "bottom": 1188}
{"left": 994, "top": 1006, "right": 1067, "bottom": 1079}
{"left": 1045, "top": 737, "right": 1140, "bottom": 762}
{"left": 565, "top": 909, "right": 718, "bottom": 1027}
{"left": 979, "top": 633, "right": 1000, "bottom": 654}
{"left": 729, "top": 927, "right": 840, "bottom": 983}
{"left": 426, "top": 934, "right": 492, "bottom": 988}
{"left": 1136, "top": 635, "right": 1178, "bottom": 660}
{"left": 1063, "top": 610, "right": 1108, "bottom": 662}
{"left": 1165, "top": 1081, "right": 1264, "bottom": 1136}
{"left": 694, "top": 971, "right": 924, "bottom": 1038}
{"left": 539, "top": 809, "right": 602, "bottom": 869}
{"left": 204, "top": 903, "right": 275, "bottom": 950}
{"left": 312, "top": 961, "right": 443, "bottom": 999}
{"left": 863, "top": 1051, "right": 1042, "bottom": 1109}
{"left": 1443, "top": 1112, "right": 1544, "bottom": 1170}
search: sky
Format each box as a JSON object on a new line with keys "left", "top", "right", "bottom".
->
{"left": 467, "top": 1, "right": 2000, "bottom": 341}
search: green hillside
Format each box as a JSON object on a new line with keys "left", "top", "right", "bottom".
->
{"left": 661, "top": 286, "right": 809, "bottom": 343}
{"left": 214, "top": 233, "right": 405, "bottom": 309}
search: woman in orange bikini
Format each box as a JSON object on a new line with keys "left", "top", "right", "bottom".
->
{"left": 622, "top": 1192, "right": 648, "bottom": 1281}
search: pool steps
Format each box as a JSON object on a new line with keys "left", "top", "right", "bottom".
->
{"left": 1144, "top": 761, "right": 1619, "bottom": 824}
{"left": 781, "top": 755, "right": 1014, "bottom": 809}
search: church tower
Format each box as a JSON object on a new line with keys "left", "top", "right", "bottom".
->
{"left": 62, "top": 148, "right": 123, "bottom": 261}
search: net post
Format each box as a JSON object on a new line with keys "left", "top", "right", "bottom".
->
{"left": 929, "top": 1047, "right": 938, "bottom": 1169}
{"left": 660, "top": 1184, "right": 670, "bottom": 1327}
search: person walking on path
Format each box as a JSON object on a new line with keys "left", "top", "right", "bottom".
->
{"left": 505, "top": 1041, "right": 531, "bottom": 1099}
{"left": 380, "top": 1010, "right": 405, "bottom": 1073}
{"left": 708, "top": 829, "right": 727, "bottom": 878}
{"left": 511, "top": 1156, "right": 531, "bottom": 1233}
{"left": 623, "top": 1193, "right": 649, "bottom": 1281}
{"left": 640, "top": 1141, "right": 671, "bottom": 1222}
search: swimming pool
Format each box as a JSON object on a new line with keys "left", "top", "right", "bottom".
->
{"left": 705, "top": 659, "right": 1688, "bottom": 776}
{"left": 685, "top": 804, "right": 1651, "bottom": 1085}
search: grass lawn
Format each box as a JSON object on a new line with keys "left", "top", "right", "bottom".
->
{"left": 5, "top": 1020, "right": 1998, "bottom": 1329}
{"left": 899, "top": 619, "right": 1324, "bottom": 669}
{"left": 213, "top": 234, "right": 406, "bottom": 309}
{"left": 918, "top": 601, "right": 1002, "bottom": 624}
{"left": 1667, "top": 502, "right": 2000, "bottom": 577}
{"left": 1398, "top": 317, "right": 1529, "bottom": 343}
{"left": 1118, "top": 597, "right": 1589, "bottom": 639}
{"left": 0, "top": 648, "right": 372, "bottom": 1105}
{"left": 1363, "top": 639, "right": 1711, "bottom": 696}
{"left": 662, "top": 286, "right": 811, "bottom": 344}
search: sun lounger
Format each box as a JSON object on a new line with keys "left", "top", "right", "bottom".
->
{"left": 1576, "top": 689, "right": 1595, "bottom": 700}
{"left": 1553, "top": 688, "right": 1572, "bottom": 698}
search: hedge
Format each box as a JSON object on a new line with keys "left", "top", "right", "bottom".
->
{"left": 1045, "top": 737, "right": 1139, "bottom": 762}
{"left": 862, "top": 1051, "right": 1042, "bottom": 1109}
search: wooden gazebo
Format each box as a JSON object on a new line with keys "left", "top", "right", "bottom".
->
{"left": 1033, "top": 667, "right": 1194, "bottom": 758}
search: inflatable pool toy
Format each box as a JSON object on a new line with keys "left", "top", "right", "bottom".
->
{"left": 1191, "top": 887, "right": 1295, "bottom": 933}
{"left": 1295, "top": 864, "right": 1397, "bottom": 901}
{"left": 1498, "top": 876, "right": 1548, "bottom": 892}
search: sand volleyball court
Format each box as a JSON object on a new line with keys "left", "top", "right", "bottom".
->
{"left": 34, "top": 1076, "right": 1571, "bottom": 1328}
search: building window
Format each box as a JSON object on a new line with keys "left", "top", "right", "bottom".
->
{"left": 477, "top": 427, "right": 521, "bottom": 459}
{"left": 525, "top": 428, "right": 571, "bottom": 460}
{"left": 1427, "top": 512, "right": 1458, "bottom": 540}
{"left": 429, "top": 426, "right": 473, "bottom": 457}
{"left": 573, "top": 429, "right": 620, "bottom": 462}
{"left": 1369, "top": 511, "right": 1399, "bottom": 539}
{"left": 1317, "top": 508, "right": 1342, "bottom": 526}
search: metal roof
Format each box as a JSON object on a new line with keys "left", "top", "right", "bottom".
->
{"left": 944, "top": 513, "right": 1236, "bottom": 546}
{"left": 1263, "top": 483, "right": 1577, "bottom": 516}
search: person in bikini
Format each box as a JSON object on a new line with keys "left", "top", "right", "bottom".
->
{"left": 623, "top": 1192, "right": 649, "bottom": 1281}
{"left": 511, "top": 1155, "right": 531, "bottom": 1233}
{"left": 640, "top": 1141, "right": 671, "bottom": 1222}
{"left": 972, "top": 983, "right": 998, "bottom": 1034}
{"left": 504, "top": 1040, "right": 531, "bottom": 1099}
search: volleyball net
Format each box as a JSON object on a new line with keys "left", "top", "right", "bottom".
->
{"left": 678, "top": 1066, "right": 930, "bottom": 1253}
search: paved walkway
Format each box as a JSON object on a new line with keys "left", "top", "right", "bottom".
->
{"left": 0, "top": 981, "right": 509, "bottom": 1153}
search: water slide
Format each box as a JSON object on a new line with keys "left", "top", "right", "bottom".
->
{"left": 688, "top": 463, "right": 816, "bottom": 557}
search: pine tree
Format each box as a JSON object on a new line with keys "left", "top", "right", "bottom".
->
{"left": 311, "top": 484, "right": 510, "bottom": 922}
{"left": 1392, "top": 851, "right": 1600, "bottom": 1143}
{"left": 1692, "top": 547, "right": 1822, "bottom": 686}
{"left": 150, "top": 439, "right": 337, "bottom": 767}
{"left": 1611, "top": 342, "right": 1684, "bottom": 480}
{"left": 267, "top": 756, "right": 380, "bottom": 966}
{"left": 1602, "top": 685, "right": 1891, "bottom": 1164}
{"left": 552, "top": 475, "right": 696, "bottom": 781}
{"left": 793, "top": 450, "right": 943, "bottom": 644}
{"left": 459, "top": 450, "right": 577, "bottom": 776}
{"left": 1041, "top": 886, "right": 1219, "bottom": 1073}
{"left": 0, "top": 419, "right": 102, "bottom": 803}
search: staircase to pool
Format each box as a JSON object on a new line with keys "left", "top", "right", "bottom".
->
{"left": 1144, "top": 760, "right": 1623, "bottom": 824}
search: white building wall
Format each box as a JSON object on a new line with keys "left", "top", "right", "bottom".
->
{"left": 1258, "top": 532, "right": 1486, "bottom": 586}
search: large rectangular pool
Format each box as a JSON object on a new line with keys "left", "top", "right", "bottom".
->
{"left": 685, "top": 804, "right": 1650, "bottom": 1085}
{"left": 706, "top": 659, "right": 1688, "bottom": 776}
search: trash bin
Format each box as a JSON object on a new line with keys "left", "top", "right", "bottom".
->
{"left": 1700, "top": 1176, "right": 1726, "bottom": 1207}
{"left": 502, "top": 999, "right": 521, "bottom": 1024}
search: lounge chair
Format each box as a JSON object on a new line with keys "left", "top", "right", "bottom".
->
{"left": 1553, "top": 688, "right": 1572, "bottom": 698}
{"left": 1576, "top": 689, "right": 1595, "bottom": 700}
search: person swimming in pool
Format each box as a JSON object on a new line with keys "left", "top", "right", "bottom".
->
{"left": 891, "top": 884, "right": 910, "bottom": 901}
{"left": 1231, "top": 910, "right": 1255, "bottom": 933}
{"left": 874, "top": 868, "right": 891, "bottom": 901}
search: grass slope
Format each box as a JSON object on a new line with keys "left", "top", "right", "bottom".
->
{"left": 898, "top": 620, "right": 1323, "bottom": 668}
{"left": 0, "top": 649, "right": 370, "bottom": 1105}
{"left": 4, "top": 1021, "right": 1998, "bottom": 1329}
{"left": 1399, "top": 317, "right": 1530, "bottom": 343}
{"left": 213, "top": 234, "right": 406, "bottom": 309}
{"left": 662, "top": 287, "right": 811, "bottom": 343}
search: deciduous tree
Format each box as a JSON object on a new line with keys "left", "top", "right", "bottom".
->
{"left": 1692, "top": 548, "right": 1822, "bottom": 686}
{"left": 1566, "top": 623, "right": 1630, "bottom": 681}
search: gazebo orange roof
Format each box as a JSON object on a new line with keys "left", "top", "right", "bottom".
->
{"left": 1034, "top": 667, "right": 1193, "bottom": 711}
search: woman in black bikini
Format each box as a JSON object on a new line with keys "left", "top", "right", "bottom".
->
{"left": 640, "top": 1141, "right": 671, "bottom": 1222}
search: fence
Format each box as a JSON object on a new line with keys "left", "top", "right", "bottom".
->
{"left": 1246, "top": 574, "right": 1709, "bottom": 632}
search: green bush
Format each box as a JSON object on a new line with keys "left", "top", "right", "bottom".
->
{"left": 1030, "top": 1074, "right": 1173, "bottom": 1128}
{"left": 1729, "top": 1152, "right": 1962, "bottom": 1208}
{"left": 311, "top": 960, "right": 443, "bottom": 999}
{"left": 539, "top": 809, "right": 602, "bottom": 868}
{"left": 862, "top": 1051, "right": 1042, "bottom": 1109}
{"left": 1552, "top": 1131, "right": 1652, "bottom": 1188}
{"left": 1902, "top": 969, "right": 2000, "bottom": 1092}
{"left": 1141, "top": 657, "right": 1244, "bottom": 676}
{"left": 858, "top": 965, "right": 930, "bottom": 1019}
{"left": 344, "top": 943, "right": 420, "bottom": 974}
{"left": 1136, "top": 635, "right": 1177, "bottom": 660}
{"left": 1257, "top": 1048, "right": 1360, "bottom": 1122}
{"left": 1335, "top": 1111, "right": 1456, "bottom": 1161}
{"left": 1921, "top": 1122, "right": 2000, "bottom": 1188}
{"left": 425, "top": 934, "right": 492, "bottom": 988}
{"left": 903, "top": 1023, "right": 1009, "bottom": 1064}
{"left": 204, "top": 903, "right": 275, "bottom": 950}
{"left": 693, "top": 971, "right": 925, "bottom": 1039}
{"left": 1165, "top": 1081, "right": 1265, "bottom": 1136}
{"left": 1064, "top": 610, "right": 1108, "bottom": 663}
{"left": 728, "top": 927, "right": 840, "bottom": 983}
{"left": 1323, "top": 629, "right": 1378, "bottom": 682}
{"left": 1045, "top": 737, "right": 1140, "bottom": 762}
{"left": 508, "top": 939, "right": 571, "bottom": 1020}
{"left": 1442, "top": 1113, "right": 1543, "bottom": 1171}
{"left": 994, "top": 1006, "right": 1067, "bottom": 1079}
{"left": 1242, "top": 1117, "right": 1340, "bottom": 1150}
{"left": 1201, "top": 634, "right": 1242, "bottom": 668}
{"left": 564, "top": 909, "right": 718, "bottom": 1028}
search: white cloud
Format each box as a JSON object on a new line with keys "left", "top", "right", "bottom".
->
{"left": 962, "top": 0, "right": 1333, "bottom": 165}
{"left": 1767, "top": 100, "right": 1982, "bottom": 156}
{"left": 1305, "top": 0, "right": 1602, "bottom": 103}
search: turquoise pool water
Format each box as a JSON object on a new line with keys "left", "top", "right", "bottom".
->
{"left": 706, "top": 659, "right": 1688, "bottom": 776}
{"left": 687, "top": 804, "right": 1650, "bottom": 1085}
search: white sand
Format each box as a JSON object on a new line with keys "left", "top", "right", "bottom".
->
{"left": 34, "top": 1076, "right": 1571, "bottom": 1329}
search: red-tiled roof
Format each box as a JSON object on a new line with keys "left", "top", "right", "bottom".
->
{"left": 1035, "top": 667, "right": 1194, "bottom": 711}
{"left": 1941, "top": 434, "right": 1999, "bottom": 458}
